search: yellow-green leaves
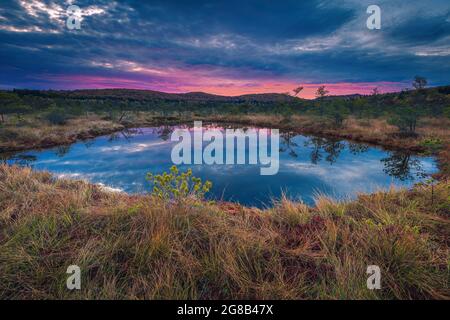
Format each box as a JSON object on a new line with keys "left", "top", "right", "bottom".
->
{"left": 146, "top": 165, "right": 212, "bottom": 201}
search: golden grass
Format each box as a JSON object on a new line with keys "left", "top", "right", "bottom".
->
{"left": 198, "top": 114, "right": 450, "bottom": 177}
{"left": 0, "top": 115, "right": 124, "bottom": 152}
{"left": 200, "top": 114, "right": 449, "bottom": 152}
{"left": 0, "top": 113, "right": 448, "bottom": 299}
{"left": 0, "top": 164, "right": 448, "bottom": 300}
{"left": 2, "top": 112, "right": 449, "bottom": 171}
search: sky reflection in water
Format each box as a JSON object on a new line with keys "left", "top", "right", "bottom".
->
{"left": 4, "top": 126, "right": 438, "bottom": 208}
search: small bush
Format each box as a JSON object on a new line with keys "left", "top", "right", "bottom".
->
{"left": 420, "top": 138, "right": 443, "bottom": 154}
{"left": 45, "top": 108, "right": 68, "bottom": 125}
{"left": 443, "top": 105, "right": 450, "bottom": 119}
{"left": 146, "top": 165, "right": 212, "bottom": 201}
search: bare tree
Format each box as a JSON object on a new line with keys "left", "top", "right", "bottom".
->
{"left": 292, "top": 86, "right": 304, "bottom": 97}
{"left": 412, "top": 76, "right": 427, "bottom": 90}
{"left": 371, "top": 87, "right": 380, "bottom": 95}
{"left": 315, "top": 86, "right": 329, "bottom": 99}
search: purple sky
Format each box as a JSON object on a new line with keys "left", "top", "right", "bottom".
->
{"left": 1, "top": 0, "right": 449, "bottom": 97}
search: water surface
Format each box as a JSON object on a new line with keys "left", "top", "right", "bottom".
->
{"left": 3, "top": 126, "right": 437, "bottom": 207}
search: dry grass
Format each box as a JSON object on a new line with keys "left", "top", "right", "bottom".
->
{"left": 0, "top": 116, "right": 124, "bottom": 152}
{"left": 0, "top": 164, "right": 448, "bottom": 300}
{"left": 201, "top": 114, "right": 450, "bottom": 177}
{"left": 2, "top": 113, "right": 449, "bottom": 170}
{"left": 201, "top": 114, "right": 450, "bottom": 152}
{"left": 0, "top": 113, "right": 448, "bottom": 299}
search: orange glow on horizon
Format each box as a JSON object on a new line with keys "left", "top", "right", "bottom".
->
{"left": 176, "top": 81, "right": 405, "bottom": 98}
{"left": 40, "top": 74, "right": 406, "bottom": 99}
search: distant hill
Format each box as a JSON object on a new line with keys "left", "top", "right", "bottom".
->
{"left": 1, "top": 85, "right": 448, "bottom": 124}
{"left": 12, "top": 88, "right": 299, "bottom": 103}
{"left": 310, "top": 85, "right": 450, "bottom": 102}
{"left": 318, "top": 94, "right": 364, "bottom": 101}
{"left": 11, "top": 85, "right": 450, "bottom": 103}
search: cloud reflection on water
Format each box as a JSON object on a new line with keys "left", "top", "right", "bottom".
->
{"left": 5, "top": 126, "right": 438, "bottom": 208}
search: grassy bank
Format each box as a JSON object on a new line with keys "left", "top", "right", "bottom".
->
{"left": 0, "top": 117, "right": 125, "bottom": 152}
{"left": 1, "top": 113, "right": 449, "bottom": 152}
{"left": 0, "top": 164, "right": 448, "bottom": 299}
{"left": 204, "top": 114, "right": 449, "bottom": 152}
{"left": 1, "top": 113, "right": 449, "bottom": 177}
{"left": 202, "top": 114, "right": 450, "bottom": 178}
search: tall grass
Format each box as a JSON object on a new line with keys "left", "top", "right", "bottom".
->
{"left": 0, "top": 164, "right": 448, "bottom": 299}
{"left": 0, "top": 115, "right": 129, "bottom": 152}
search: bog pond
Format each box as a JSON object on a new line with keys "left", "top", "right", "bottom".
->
{"left": 3, "top": 125, "right": 438, "bottom": 208}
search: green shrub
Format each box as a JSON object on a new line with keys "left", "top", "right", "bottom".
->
{"left": 45, "top": 108, "right": 68, "bottom": 125}
{"left": 443, "top": 106, "right": 450, "bottom": 119}
{"left": 420, "top": 138, "right": 443, "bottom": 154}
{"left": 146, "top": 165, "right": 212, "bottom": 201}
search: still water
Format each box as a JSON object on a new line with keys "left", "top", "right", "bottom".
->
{"left": 3, "top": 126, "right": 437, "bottom": 207}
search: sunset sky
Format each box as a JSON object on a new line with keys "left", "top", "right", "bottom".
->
{"left": 1, "top": 0, "right": 449, "bottom": 98}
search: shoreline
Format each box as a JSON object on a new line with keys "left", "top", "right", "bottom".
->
{"left": 0, "top": 117, "right": 432, "bottom": 154}
{"left": 1, "top": 116, "right": 448, "bottom": 180}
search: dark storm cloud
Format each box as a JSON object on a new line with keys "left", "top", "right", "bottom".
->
{"left": 0, "top": 0, "right": 449, "bottom": 94}
{"left": 126, "top": 0, "right": 355, "bottom": 40}
{"left": 388, "top": 13, "right": 450, "bottom": 44}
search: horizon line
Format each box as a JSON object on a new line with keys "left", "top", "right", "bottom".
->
{"left": 3, "top": 82, "right": 442, "bottom": 100}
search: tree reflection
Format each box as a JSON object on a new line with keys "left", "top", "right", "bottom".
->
{"left": 55, "top": 145, "right": 71, "bottom": 157}
{"left": 154, "top": 126, "right": 175, "bottom": 141}
{"left": 280, "top": 132, "right": 299, "bottom": 158}
{"left": 84, "top": 140, "right": 95, "bottom": 148}
{"left": 303, "top": 137, "right": 345, "bottom": 164}
{"left": 108, "top": 128, "right": 143, "bottom": 143}
{"left": 348, "top": 143, "right": 369, "bottom": 155}
{"left": 381, "top": 152, "right": 425, "bottom": 181}
{"left": 108, "top": 132, "right": 121, "bottom": 142}
{"left": 306, "top": 137, "right": 324, "bottom": 164}
{"left": 323, "top": 140, "right": 345, "bottom": 164}
{"left": 4, "top": 154, "right": 37, "bottom": 167}
{"left": 120, "top": 128, "right": 140, "bottom": 141}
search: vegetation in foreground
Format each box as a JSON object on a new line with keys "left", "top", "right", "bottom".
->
{"left": 0, "top": 164, "right": 448, "bottom": 299}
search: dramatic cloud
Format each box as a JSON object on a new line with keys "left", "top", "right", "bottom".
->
{"left": 0, "top": 0, "right": 449, "bottom": 97}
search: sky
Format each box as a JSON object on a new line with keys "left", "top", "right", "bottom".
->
{"left": 0, "top": 0, "right": 449, "bottom": 98}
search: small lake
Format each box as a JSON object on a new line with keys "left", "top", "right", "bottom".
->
{"left": 3, "top": 125, "right": 438, "bottom": 208}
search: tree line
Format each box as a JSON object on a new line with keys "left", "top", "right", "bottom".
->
{"left": 1, "top": 76, "right": 449, "bottom": 134}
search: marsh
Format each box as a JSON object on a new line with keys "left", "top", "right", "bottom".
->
{"left": 3, "top": 125, "right": 437, "bottom": 208}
